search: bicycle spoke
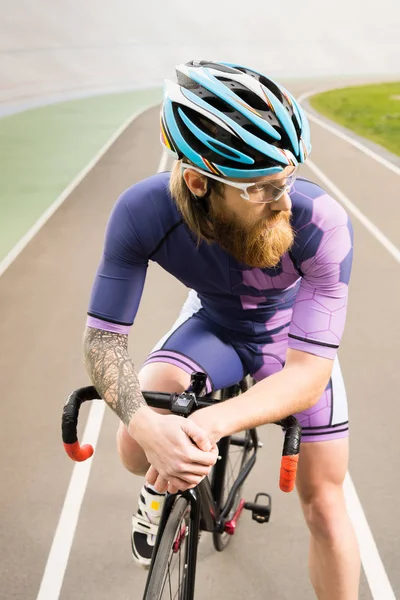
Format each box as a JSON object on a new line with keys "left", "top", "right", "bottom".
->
{"left": 177, "top": 543, "right": 182, "bottom": 600}
{"left": 157, "top": 518, "right": 188, "bottom": 599}
{"left": 173, "top": 545, "right": 183, "bottom": 600}
{"left": 159, "top": 547, "right": 174, "bottom": 598}
{"left": 224, "top": 447, "right": 245, "bottom": 506}
{"left": 213, "top": 432, "right": 251, "bottom": 551}
{"left": 168, "top": 566, "right": 172, "bottom": 598}
{"left": 178, "top": 547, "right": 181, "bottom": 596}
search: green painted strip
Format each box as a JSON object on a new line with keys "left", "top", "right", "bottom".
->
{"left": 0, "top": 88, "right": 162, "bottom": 261}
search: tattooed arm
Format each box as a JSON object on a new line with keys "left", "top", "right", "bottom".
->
{"left": 83, "top": 325, "right": 217, "bottom": 493}
{"left": 83, "top": 326, "right": 146, "bottom": 426}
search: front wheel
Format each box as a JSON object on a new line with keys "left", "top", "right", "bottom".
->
{"left": 144, "top": 496, "right": 196, "bottom": 600}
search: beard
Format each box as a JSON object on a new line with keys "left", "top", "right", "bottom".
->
{"left": 209, "top": 205, "right": 294, "bottom": 268}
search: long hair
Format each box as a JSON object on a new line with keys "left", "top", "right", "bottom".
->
{"left": 169, "top": 160, "right": 223, "bottom": 244}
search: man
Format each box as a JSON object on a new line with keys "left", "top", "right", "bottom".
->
{"left": 84, "top": 60, "right": 359, "bottom": 598}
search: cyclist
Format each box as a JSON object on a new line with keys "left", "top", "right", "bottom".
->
{"left": 84, "top": 61, "right": 359, "bottom": 598}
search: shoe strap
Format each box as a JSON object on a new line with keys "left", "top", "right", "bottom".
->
{"left": 139, "top": 489, "right": 166, "bottom": 518}
{"left": 132, "top": 514, "right": 159, "bottom": 536}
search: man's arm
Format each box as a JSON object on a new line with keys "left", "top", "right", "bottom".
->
{"left": 192, "top": 192, "right": 353, "bottom": 441}
{"left": 83, "top": 325, "right": 218, "bottom": 493}
{"left": 191, "top": 349, "right": 333, "bottom": 440}
{"left": 83, "top": 326, "right": 146, "bottom": 426}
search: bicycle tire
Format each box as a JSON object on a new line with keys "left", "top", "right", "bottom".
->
{"left": 144, "top": 496, "right": 194, "bottom": 600}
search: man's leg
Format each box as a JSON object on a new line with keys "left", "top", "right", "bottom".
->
{"left": 116, "top": 362, "right": 191, "bottom": 567}
{"left": 116, "top": 362, "right": 190, "bottom": 475}
{"left": 296, "top": 438, "right": 360, "bottom": 600}
{"left": 117, "top": 303, "right": 245, "bottom": 567}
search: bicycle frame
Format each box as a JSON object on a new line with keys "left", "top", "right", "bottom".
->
{"left": 211, "top": 429, "right": 258, "bottom": 525}
{"left": 61, "top": 376, "right": 301, "bottom": 600}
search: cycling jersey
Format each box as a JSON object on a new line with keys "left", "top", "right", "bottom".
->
{"left": 87, "top": 171, "right": 353, "bottom": 361}
{"left": 86, "top": 171, "right": 353, "bottom": 442}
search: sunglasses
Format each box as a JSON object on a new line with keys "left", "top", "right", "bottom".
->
{"left": 181, "top": 163, "right": 298, "bottom": 204}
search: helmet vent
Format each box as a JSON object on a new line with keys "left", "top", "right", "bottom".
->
{"left": 233, "top": 88, "right": 267, "bottom": 111}
{"left": 216, "top": 76, "right": 242, "bottom": 90}
{"left": 242, "top": 123, "right": 276, "bottom": 144}
{"left": 203, "top": 95, "right": 235, "bottom": 113}
{"left": 208, "top": 141, "right": 243, "bottom": 159}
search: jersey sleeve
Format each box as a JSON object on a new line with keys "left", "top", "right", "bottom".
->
{"left": 288, "top": 193, "right": 354, "bottom": 359}
{"left": 86, "top": 190, "right": 149, "bottom": 334}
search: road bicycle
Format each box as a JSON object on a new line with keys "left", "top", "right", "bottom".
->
{"left": 62, "top": 372, "right": 301, "bottom": 599}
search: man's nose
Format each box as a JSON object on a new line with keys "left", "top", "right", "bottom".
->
{"left": 270, "top": 190, "right": 292, "bottom": 211}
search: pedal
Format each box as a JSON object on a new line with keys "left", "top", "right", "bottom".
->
{"left": 244, "top": 493, "right": 271, "bottom": 523}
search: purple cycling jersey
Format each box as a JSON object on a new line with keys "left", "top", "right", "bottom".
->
{"left": 87, "top": 172, "right": 353, "bottom": 362}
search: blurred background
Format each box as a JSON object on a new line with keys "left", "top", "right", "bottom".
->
{"left": 1, "top": 1, "right": 399, "bottom": 599}
{"left": 1, "top": 0, "right": 400, "bottom": 114}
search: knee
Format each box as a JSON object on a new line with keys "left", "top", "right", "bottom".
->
{"left": 138, "top": 362, "right": 190, "bottom": 393}
{"left": 116, "top": 423, "right": 148, "bottom": 476}
{"left": 301, "top": 486, "right": 347, "bottom": 543}
{"left": 116, "top": 363, "right": 190, "bottom": 476}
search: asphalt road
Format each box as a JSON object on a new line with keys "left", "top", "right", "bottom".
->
{"left": 1, "top": 80, "right": 399, "bottom": 599}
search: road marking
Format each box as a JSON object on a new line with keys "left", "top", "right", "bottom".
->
{"left": 306, "top": 160, "right": 400, "bottom": 265}
{"left": 36, "top": 401, "right": 106, "bottom": 600}
{"left": 344, "top": 474, "right": 396, "bottom": 599}
{"left": 297, "top": 88, "right": 400, "bottom": 178}
{"left": 36, "top": 151, "right": 168, "bottom": 600}
{"left": 0, "top": 101, "right": 161, "bottom": 279}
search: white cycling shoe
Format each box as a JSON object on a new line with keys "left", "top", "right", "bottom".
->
{"left": 131, "top": 485, "right": 166, "bottom": 568}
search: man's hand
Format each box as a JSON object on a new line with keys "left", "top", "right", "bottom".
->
{"left": 188, "top": 407, "right": 222, "bottom": 446}
{"left": 147, "top": 407, "right": 223, "bottom": 495}
{"left": 129, "top": 407, "right": 218, "bottom": 493}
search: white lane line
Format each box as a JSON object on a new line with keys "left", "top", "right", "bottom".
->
{"left": 36, "top": 401, "right": 106, "bottom": 600}
{"left": 306, "top": 160, "right": 400, "bottom": 265}
{"left": 297, "top": 88, "right": 400, "bottom": 177}
{"left": 36, "top": 151, "right": 168, "bottom": 600}
{"left": 0, "top": 100, "right": 161, "bottom": 279}
{"left": 344, "top": 475, "right": 396, "bottom": 600}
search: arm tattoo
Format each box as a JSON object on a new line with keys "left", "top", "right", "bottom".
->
{"left": 83, "top": 327, "right": 146, "bottom": 426}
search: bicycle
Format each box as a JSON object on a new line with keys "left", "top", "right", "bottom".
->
{"left": 62, "top": 371, "right": 302, "bottom": 600}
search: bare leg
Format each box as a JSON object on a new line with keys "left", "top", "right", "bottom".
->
{"left": 116, "top": 362, "right": 191, "bottom": 475}
{"left": 296, "top": 439, "right": 360, "bottom": 599}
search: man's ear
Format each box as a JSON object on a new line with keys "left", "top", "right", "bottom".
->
{"left": 183, "top": 169, "right": 208, "bottom": 197}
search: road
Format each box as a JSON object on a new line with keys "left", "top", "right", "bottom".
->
{"left": 0, "top": 80, "right": 399, "bottom": 599}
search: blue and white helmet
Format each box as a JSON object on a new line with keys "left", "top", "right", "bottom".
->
{"left": 160, "top": 60, "right": 311, "bottom": 179}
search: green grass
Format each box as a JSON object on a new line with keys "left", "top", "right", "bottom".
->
{"left": 309, "top": 82, "right": 400, "bottom": 156}
{"left": 0, "top": 88, "right": 162, "bottom": 262}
